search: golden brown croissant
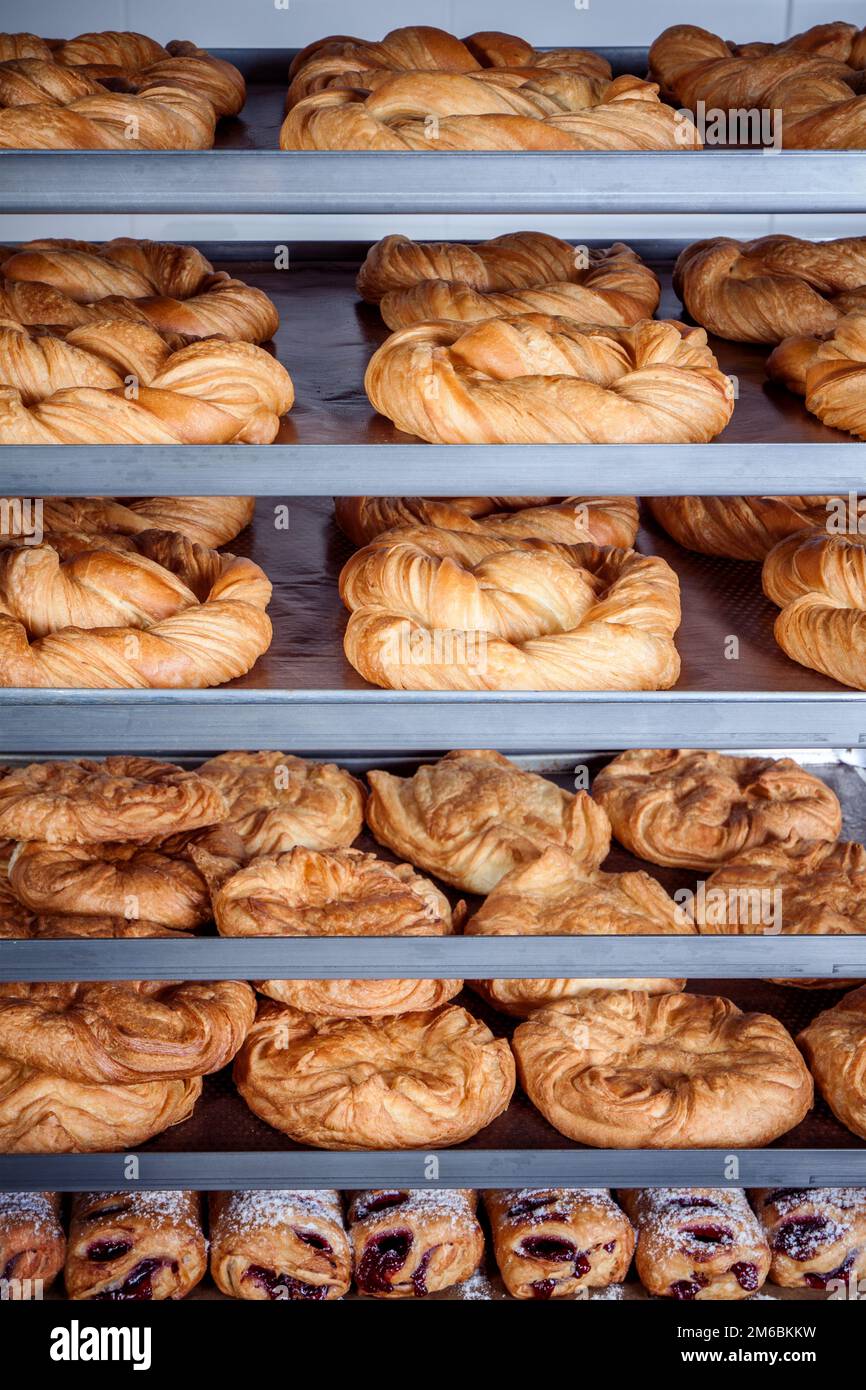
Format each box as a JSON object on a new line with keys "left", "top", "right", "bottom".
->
{"left": 751, "top": 1186, "right": 866, "bottom": 1289}
{"left": 673, "top": 235, "right": 866, "bottom": 343}
{"left": 649, "top": 22, "right": 866, "bottom": 148}
{"left": 648, "top": 494, "right": 831, "bottom": 560}
{"left": 348, "top": 1189, "right": 483, "bottom": 1297}
{"left": 465, "top": 846, "right": 692, "bottom": 1014}
{"left": 334, "top": 494, "right": 639, "bottom": 549}
{"left": 0, "top": 980, "right": 256, "bottom": 1084}
{"left": 621, "top": 1189, "right": 770, "bottom": 1300}
{"left": 593, "top": 749, "right": 842, "bottom": 870}
{"left": 797, "top": 985, "right": 866, "bottom": 1141}
{"left": 19, "top": 495, "right": 255, "bottom": 549}
{"left": 0, "top": 755, "right": 227, "bottom": 844}
{"left": 0, "top": 238, "right": 278, "bottom": 342}
{"left": 65, "top": 1190, "right": 206, "bottom": 1301}
{"left": 0, "top": 318, "right": 293, "bottom": 444}
{"left": 763, "top": 531, "right": 866, "bottom": 689}
{"left": 484, "top": 1188, "right": 634, "bottom": 1299}
{"left": 339, "top": 525, "right": 681, "bottom": 691}
{"left": 366, "top": 749, "right": 611, "bottom": 894}
{"left": 364, "top": 315, "right": 733, "bottom": 444}
{"left": 767, "top": 312, "right": 866, "bottom": 439}
{"left": 358, "top": 234, "right": 660, "bottom": 330}
{"left": 209, "top": 1190, "right": 351, "bottom": 1300}
{"left": 0, "top": 528, "right": 272, "bottom": 688}
{"left": 0, "top": 1191, "right": 65, "bottom": 1292}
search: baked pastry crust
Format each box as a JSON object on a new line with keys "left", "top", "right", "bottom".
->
{"left": 334, "top": 494, "right": 639, "bottom": 549}
{"left": 358, "top": 234, "right": 659, "bottom": 330}
{"left": 466, "top": 846, "right": 691, "bottom": 1014}
{"left": 620, "top": 1188, "right": 770, "bottom": 1300}
{"left": 197, "top": 751, "right": 365, "bottom": 856}
{"left": 0, "top": 1191, "right": 65, "bottom": 1290}
{"left": 797, "top": 985, "right": 866, "bottom": 1140}
{"left": 648, "top": 494, "right": 831, "bottom": 561}
{"left": 348, "top": 1189, "right": 483, "bottom": 1297}
{"left": 484, "top": 1188, "right": 634, "bottom": 1299}
{"left": 766, "top": 312, "right": 866, "bottom": 439}
{"left": 0, "top": 1055, "right": 201, "bottom": 1153}
{"left": 364, "top": 316, "right": 732, "bottom": 444}
{"left": 234, "top": 1001, "right": 516, "bottom": 1150}
{"left": 512, "top": 989, "right": 814, "bottom": 1148}
{"left": 593, "top": 749, "right": 841, "bottom": 870}
{"left": 210, "top": 1189, "right": 351, "bottom": 1300}
{"left": 340, "top": 526, "right": 681, "bottom": 691}
{"left": 65, "top": 1191, "right": 205, "bottom": 1300}
{"left": 0, "top": 755, "right": 227, "bottom": 844}
{"left": 31, "top": 494, "right": 255, "bottom": 549}
{"left": 751, "top": 1186, "right": 866, "bottom": 1289}
{"left": 763, "top": 530, "right": 866, "bottom": 688}
{"left": 365, "top": 749, "right": 611, "bottom": 893}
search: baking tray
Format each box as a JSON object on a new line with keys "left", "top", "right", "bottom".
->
{"left": 2, "top": 494, "right": 864, "bottom": 754}
{"left": 3, "top": 241, "right": 863, "bottom": 497}
{"left": 0, "top": 50, "right": 864, "bottom": 214}
{"left": 3, "top": 755, "right": 866, "bottom": 981}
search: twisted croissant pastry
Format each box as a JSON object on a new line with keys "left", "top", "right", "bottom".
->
{"left": 648, "top": 494, "right": 831, "bottom": 560}
{"left": 0, "top": 527, "right": 272, "bottom": 688}
{"left": 763, "top": 531, "right": 866, "bottom": 689}
{"left": 673, "top": 235, "right": 866, "bottom": 343}
{"left": 339, "top": 525, "right": 681, "bottom": 691}
{"left": 767, "top": 312, "right": 866, "bottom": 439}
{"left": 335, "top": 494, "right": 639, "bottom": 549}
{"left": 281, "top": 70, "right": 700, "bottom": 151}
{"left": 65, "top": 1191, "right": 206, "bottom": 1301}
{"left": 358, "top": 233, "right": 660, "bottom": 330}
{"left": 0, "top": 318, "right": 294, "bottom": 444}
{"left": 25, "top": 495, "right": 255, "bottom": 549}
{"left": 798, "top": 985, "right": 866, "bottom": 1141}
{"left": 649, "top": 22, "right": 866, "bottom": 148}
{"left": 0, "top": 238, "right": 278, "bottom": 342}
{"left": 0, "top": 30, "right": 244, "bottom": 148}
{"left": 365, "top": 315, "right": 733, "bottom": 444}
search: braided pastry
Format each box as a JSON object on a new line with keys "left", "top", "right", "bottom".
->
{"left": 593, "top": 749, "right": 842, "bottom": 870}
{"left": 365, "top": 315, "right": 733, "bottom": 444}
{"left": 621, "top": 1189, "right": 770, "bottom": 1300}
{"left": 358, "top": 234, "right": 660, "bottom": 331}
{"left": 348, "top": 1190, "right": 483, "bottom": 1298}
{"left": 339, "top": 526, "right": 681, "bottom": 691}
{"left": 335, "top": 495, "right": 639, "bottom": 549}
{"left": 0, "top": 980, "right": 255, "bottom": 1084}
{"left": 484, "top": 1188, "right": 634, "bottom": 1300}
{"left": 281, "top": 70, "right": 699, "bottom": 151}
{"left": 209, "top": 1190, "right": 351, "bottom": 1301}
{"left": 649, "top": 23, "right": 866, "bottom": 148}
{"left": 0, "top": 31, "right": 244, "bottom": 149}
{"left": 763, "top": 531, "right": 866, "bottom": 689}
{"left": 0, "top": 318, "right": 294, "bottom": 444}
{"left": 27, "top": 495, "right": 255, "bottom": 549}
{"left": 673, "top": 235, "right": 866, "bottom": 343}
{"left": 197, "top": 751, "right": 364, "bottom": 857}
{"left": 798, "top": 985, "right": 866, "bottom": 1141}
{"left": 0, "top": 528, "right": 272, "bottom": 688}
{"left": 0, "top": 1191, "right": 65, "bottom": 1291}
{"left": 65, "top": 1191, "right": 206, "bottom": 1301}
{"left": 648, "top": 494, "right": 831, "bottom": 561}
{"left": 512, "top": 990, "right": 814, "bottom": 1148}
{"left": 0, "top": 239, "right": 278, "bottom": 342}
{"left": 752, "top": 1187, "right": 866, "bottom": 1289}
{"left": 767, "top": 312, "right": 866, "bottom": 439}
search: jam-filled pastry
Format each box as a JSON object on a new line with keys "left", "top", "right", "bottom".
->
{"left": 751, "top": 1187, "right": 866, "bottom": 1289}
{"left": 209, "top": 1190, "right": 351, "bottom": 1300}
{"left": 348, "top": 1190, "right": 483, "bottom": 1298}
{"left": 65, "top": 1191, "right": 206, "bottom": 1301}
{"left": 196, "top": 751, "right": 365, "bottom": 856}
{"left": 620, "top": 1189, "right": 771, "bottom": 1300}
{"left": 484, "top": 1188, "right": 634, "bottom": 1299}
{"left": 0, "top": 1191, "right": 65, "bottom": 1291}
{"left": 797, "top": 985, "right": 866, "bottom": 1140}
{"left": 234, "top": 1001, "right": 515, "bottom": 1150}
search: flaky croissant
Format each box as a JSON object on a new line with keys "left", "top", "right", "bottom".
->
{"left": 365, "top": 315, "right": 733, "bottom": 444}
{"left": 763, "top": 530, "right": 866, "bottom": 689}
{"left": 335, "top": 495, "right": 639, "bottom": 549}
{"left": 0, "top": 318, "right": 293, "bottom": 444}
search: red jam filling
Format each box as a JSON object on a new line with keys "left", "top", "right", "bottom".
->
{"left": 86, "top": 1239, "right": 133, "bottom": 1262}
{"left": 356, "top": 1231, "right": 412, "bottom": 1294}
{"left": 243, "top": 1264, "right": 329, "bottom": 1300}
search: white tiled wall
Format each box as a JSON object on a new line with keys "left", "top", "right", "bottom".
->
{"left": 2, "top": 0, "right": 865, "bottom": 242}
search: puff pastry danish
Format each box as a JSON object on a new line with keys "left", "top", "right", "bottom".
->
{"left": 197, "top": 751, "right": 364, "bottom": 857}
{"left": 465, "top": 847, "right": 691, "bottom": 1014}
{"left": 797, "top": 985, "right": 866, "bottom": 1141}
{"left": 512, "top": 989, "right": 813, "bottom": 1148}
{"left": 620, "top": 1189, "right": 770, "bottom": 1300}
{"left": 751, "top": 1187, "right": 866, "bottom": 1289}
{"left": 0, "top": 980, "right": 256, "bottom": 1084}
{"left": 648, "top": 494, "right": 830, "bottom": 561}
{"left": 0, "top": 1191, "right": 65, "bottom": 1292}
{"left": 366, "top": 750, "right": 611, "bottom": 893}
{"left": 234, "top": 1002, "right": 515, "bottom": 1150}
{"left": 65, "top": 1191, "right": 206, "bottom": 1300}
{"left": 484, "top": 1188, "right": 634, "bottom": 1299}
{"left": 763, "top": 530, "right": 866, "bottom": 689}
{"left": 348, "top": 1189, "right": 483, "bottom": 1298}
{"left": 334, "top": 494, "right": 639, "bottom": 550}
{"left": 593, "top": 749, "right": 841, "bottom": 870}
{"left": 766, "top": 312, "right": 866, "bottom": 440}
{"left": 209, "top": 1189, "right": 351, "bottom": 1300}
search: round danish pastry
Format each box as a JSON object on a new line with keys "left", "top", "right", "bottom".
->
{"left": 751, "top": 1186, "right": 866, "bottom": 1289}
{"left": 620, "top": 1188, "right": 770, "bottom": 1300}
{"left": 766, "top": 312, "right": 866, "bottom": 439}
{"left": 763, "top": 531, "right": 866, "bottom": 689}
{"left": 197, "top": 751, "right": 364, "bottom": 857}
{"left": 334, "top": 494, "right": 639, "bottom": 550}
{"left": 33, "top": 494, "right": 255, "bottom": 549}
{"left": 797, "top": 985, "right": 866, "bottom": 1141}
{"left": 593, "top": 749, "right": 841, "bottom": 870}
{"left": 365, "top": 749, "right": 611, "bottom": 893}
{"left": 512, "top": 989, "right": 814, "bottom": 1148}
{"left": 648, "top": 494, "right": 830, "bottom": 561}
{"left": 234, "top": 1001, "right": 516, "bottom": 1150}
